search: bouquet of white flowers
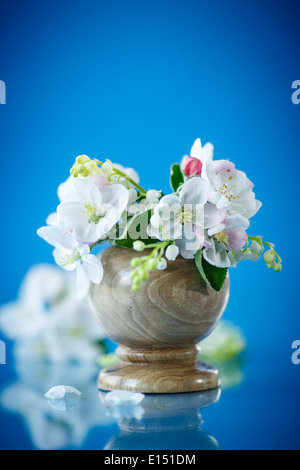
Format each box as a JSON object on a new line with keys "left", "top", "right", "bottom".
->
{"left": 38, "top": 138, "right": 281, "bottom": 299}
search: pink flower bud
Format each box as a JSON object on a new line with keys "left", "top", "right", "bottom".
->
{"left": 182, "top": 156, "right": 203, "bottom": 177}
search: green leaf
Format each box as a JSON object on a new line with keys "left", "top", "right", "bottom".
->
{"left": 114, "top": 210, "right": 154, "bottom": 249}
{"left": 194, "top": 250, "right": 228, "bottom": 292}
{"left": 170, "top": 164, "right": 184, "bottom": 192}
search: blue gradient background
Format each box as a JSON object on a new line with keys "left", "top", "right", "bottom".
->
{"left": 0, "top": 0, "right": 300, "bottom": 449}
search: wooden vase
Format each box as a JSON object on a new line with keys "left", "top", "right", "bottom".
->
{"left": 89, "top": 246, "right": 230, "bottom": 394}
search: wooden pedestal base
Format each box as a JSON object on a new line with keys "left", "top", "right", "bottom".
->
{"left": 98, "top": 346, "right": 220, "bottom": 394}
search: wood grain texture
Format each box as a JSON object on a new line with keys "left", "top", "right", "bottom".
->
{"left": 89, "top": 246, "right": 230, "bottom": 393}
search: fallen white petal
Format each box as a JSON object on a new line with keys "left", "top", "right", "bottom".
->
{"left": 44, "top": 385, "right": 82, "bottom": 400}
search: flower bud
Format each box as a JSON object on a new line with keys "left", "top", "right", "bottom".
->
{"left": 274, "top": 263, "right": 282, "bottom": 272}
{"left": 165, "top": 244, "right": 179, "bottom": 261}
{"left": 157, "top": 258, "right": 167, "bottom": 270}
{"left": 263, "top": 250, "right": 273, "bottom": 263}
{"left": 147, "top": 258, "right": 158, "bottom": 271}
{"left": 266, "top": 260, "right": 276, "bottom": 269}
{"left": 250, "top": 241, "right": 261, "bottom": 255}
{"left": 76, "top": 155, "right": 90, "bottom": 165}
{"left": 133, "top": 241, "right": 145, "bottom": 252}
{"left": 146, "top": 190, "right": 161, "bottom": 204}
{"left": 131, "top": 258, "right": 142, "bottom": 268}
{"left": 182, "top": 156, "right": 203, "bottom": 177}
{"left": 132, "top": 282, "right": 140, "bottom": 292}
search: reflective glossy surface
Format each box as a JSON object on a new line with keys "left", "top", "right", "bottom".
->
{"left": 0, "top": 347, "right": 300, "bottom": 450}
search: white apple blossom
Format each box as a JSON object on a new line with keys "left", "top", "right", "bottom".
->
{"left": 37, "top": 225, "right": 103, "bottom": 299}
{"left": 148, "top": 178, "right": 226, "bottom": 259}
{"left": 203, "top": 157, "right": 261, "bottom": 219}
{"left": 57, "top": 175, "right": 129, "bottom": 244}
{"left": 36, "top": 139, "right": 280, "bottom": 295}
{"left": 203, "top": 214, "right": 249, "bottom": 268}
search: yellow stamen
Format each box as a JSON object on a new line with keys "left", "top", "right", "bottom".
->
{"left": 214, "top": 231, "right": 229, "bottom": 246}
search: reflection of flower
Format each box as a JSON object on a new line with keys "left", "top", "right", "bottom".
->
{"left": 200, "top": 321, "right": 246, "bottom": 390}
{"left": 0, "top": 363, "right": 113, "bottom": 450}
{"left": 0, "top": 264, "right": 105, "bottom": 363}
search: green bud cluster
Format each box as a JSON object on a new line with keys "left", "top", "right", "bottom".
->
{"left": 129, "top": 241, "right": 169, "bottom": 291}
{"left": 263, "top": 248, "right": 282, "bottom": 271}
{"left": 70, "top": 155, "right": 100, "bottom": 178}
{"left": 130, "top": 255, "right": 159, "bottom": 291}
{"left": 247, "top": 235, "right": 282, "bottom": 273}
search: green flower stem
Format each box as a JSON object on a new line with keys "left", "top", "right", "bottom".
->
{"left": 95, "top": 159, "right": 147, "bottom": 195}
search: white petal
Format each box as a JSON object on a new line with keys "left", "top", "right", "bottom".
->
{"left": 176, "top": 223, "right": 201, "bottom": 259}
{"left": 180, "top": 177, "right": 208, "bottom": 207}
{"left": 207, "top": 223, "right": 226, "bottom": 237}
{"left": 101, "top": 183, "right": 129, "bottom": 215}
{"left": 74, "top": 177, "right": 102, "bottom": 206}
{"left": 155, "top": 195, "right": 181, "bottom": 220}
{"left": 207, "top": 188, "right": 230, "bottom": 210}
{"left": 57, "top": 176, "right": 76, "bottom": 202}
{"left": 57, "top": 201, "right": 87, "bottom": 231}
{"left": 46, "top": 212, "right": 58, "bottom": 226}
{"left": 203, "top": 142, "right": 214, "bottom": 160}
{"left": 225, "top": 214, "right": 249, "bottom": 230}
{"left": 37, "top": 225, "right": 76, "bottom": 252}
{"left": 76, "top": 264, "right": 90, "bottom": 299}
{"left": 44, "top": 385, "right": 82, "bottom": 400}
{"left": 190, "top": 138, "right": 202, "bottom": 159}
{"left": 204, "top": 203, "right": 226, "bottom": 229}
{"left": 203, "top": 239, "right": 230, "bottom": 268}
{"left": 82, "top": 255, "right": 104, "bottom": 284}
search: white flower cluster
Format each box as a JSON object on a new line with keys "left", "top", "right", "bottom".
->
{"left": 37, "top": 140, "right": 281, "bottom": 297}
{"left": 0, "top": 264, "right": 105, "bottom": 363}
{"left": 149, "top": 139, "right": 261, "bottom": 267}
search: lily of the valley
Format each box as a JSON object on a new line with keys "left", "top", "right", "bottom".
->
{"left": 37, "top": 225, "right": 103, "bottom": 299}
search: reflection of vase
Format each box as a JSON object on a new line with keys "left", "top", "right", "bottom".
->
{"left": 99, "top": 388, "right": 221, "bottom": 450}
{"left": 90, "top": 247, "right": 230, "bottom": 393}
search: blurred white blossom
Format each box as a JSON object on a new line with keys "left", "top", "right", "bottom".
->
{"left": 0, "top": 264, "right": 105, "bottom": 363}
